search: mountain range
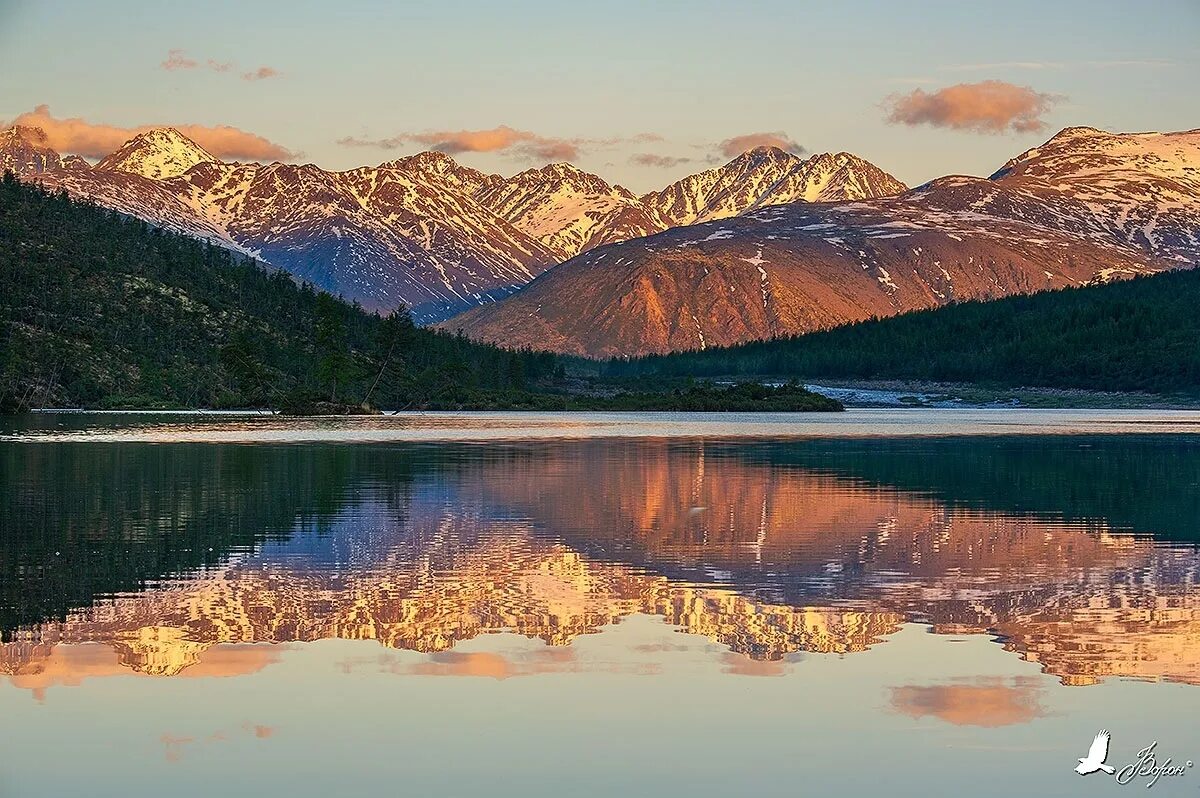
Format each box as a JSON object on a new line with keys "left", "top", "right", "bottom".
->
{"left": 447, "top": 127, "right": 1200, "bottom": 356}
{"left": 0, "top": 125, "right": 906, "bottom": 322}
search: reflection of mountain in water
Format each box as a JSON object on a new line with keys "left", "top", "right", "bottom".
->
{"left": 2, "top": 437, "right": 1198, "bottom": 687}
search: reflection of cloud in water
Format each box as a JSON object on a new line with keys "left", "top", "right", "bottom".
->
{"left": 1, "top": 641, "right": 286, "bottom": 701}
{"left": 160, "top": 722, "right": 276, "bottom": 763}
{"left": 890, "top": 677, "right": 1045, "bottom": 727}
{"left": 721, "top": 651, "right": 789, "bottom": 677}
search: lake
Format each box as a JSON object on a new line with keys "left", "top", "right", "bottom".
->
{"left": 2, "top": 410, "right": 1199, "bottom": 797}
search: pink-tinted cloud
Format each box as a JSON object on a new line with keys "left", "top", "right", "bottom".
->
{"left": 241, "top": 66, "right": 280, "bottom": 82}
{"left": 630, "top": 153, "right": 693, "bottom": 168}
{"left": 720, "top": 652, "right": 787, "bottom": 676}
{"left": 161, "top": 49, "right": 277, "bottom": 81}
{"left": 890, "top": 678, "right": 1046, "bottom": 727}
{"left": 884, "top": 80, "right": 1062, "bottom": 134}
{"left": 7, "top": 105, "right": 296, "bottom": 162}
{"left": 160, "top": 49, "right": 198, "bottom": 71}
{"left": 718, "top": 132, "right": 805, "bottom": 157}
{"left": 340, "top": 125, "right": 582, "bottom": 161}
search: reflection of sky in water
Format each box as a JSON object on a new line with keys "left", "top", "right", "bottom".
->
{"left": 3, "top": 625, "right": 1197, "bottom": 798}
{"left": 2, "top": 422, "right": 1199, "bottom": 797}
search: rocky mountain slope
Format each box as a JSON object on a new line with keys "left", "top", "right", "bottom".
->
{"left": 0, "top": 126, "right": 906, "bottom": 321}
{"left": 446, "top": 127, "right": 1200, "bottom": 357}
{"left": 646, "top": 146, "right": 908, "bottom": 226}
{"left": 476, "top": 162, "right": 663, "bottom": 260}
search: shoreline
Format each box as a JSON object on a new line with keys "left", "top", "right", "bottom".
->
{"left": 800, "top": 380, "right": 1200, "bottom": 410}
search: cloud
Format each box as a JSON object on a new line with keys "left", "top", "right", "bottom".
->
{"left": 890, "top": 678, "right": 1045, "bottom": 727}
{"left": 161, "top": 49, "right": 198, "bottom": 71}
{"left": 7, "top": 104, "right": 295, "bottom": 161}
{"left": 401, "top": 650, "right": 579, "bottom": 680}
{"left": 884, "top": 80, "right": 1062, "bottom": 134}
{"left": 945, "top": 59, "right": 1170, "bottom": 71}
{"left": 241, "top": 66, "right": 280, "bottom": 82}
{"left": 630, "top": 153, "right": 693, "bottom": 168}
{"left": 720, "top": 652, "right": 787, "bottom": 677}
{"left": 339, "top": 125, "right": 584, "bottom": 162}
{"left": 161, "top": 49, "right": 278, "bottom": 81}
{"left": 718, "top": 132, "right": 805, "bottom": 157}
{"left": 339, "top": 127, "right": 668, "bottom": 163}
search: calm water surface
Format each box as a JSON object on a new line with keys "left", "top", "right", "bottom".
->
{"left": 2, "top": 410, "right": 1198, "bottom": 797}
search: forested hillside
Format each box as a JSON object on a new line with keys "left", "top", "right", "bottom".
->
{"left": 0, "top": 175, "right": 839, "bottom": 412}
{"left": 602, "top": 268, "right": 1200, "bottom": 395}
{"left": 0, "top": 174, "right": 563, "bottom": 411}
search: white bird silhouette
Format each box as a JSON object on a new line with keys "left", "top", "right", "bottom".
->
{"left": 1076, "top": 730, "right": 1116, "bottom": 775}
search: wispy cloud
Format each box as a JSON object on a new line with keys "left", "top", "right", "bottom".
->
{"left": 161, "top": 49, "right": 199, "bottom": 71}
{"left": 161, "top": 49, "right": 280, "bottom": 81}
{"left": 630, "top": 153, "right": 693, "bottom": 168}
{"left": 241, "top": 66, "right": 280, "bottom": 82}
{"left": 339, "top": 127, "right": 665, "bottom": 163}
{"left": 7, "top": 104, "right": 295, "bottom": 161}
{"left": 339, "top": 125, "right": 581, "bottom": 161}
{"left": 944, "top": 58, "right": 1171, "bottom": 71}
{"left": 718, "top": 132, "right": 805, "bottom": 157}
{"left": 883, "top": 80, "right": 1062, "bottom": 134}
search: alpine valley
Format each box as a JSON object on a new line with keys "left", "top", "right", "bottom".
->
{"left": 0, "top": 125, "right": 906, "bottom": 323}
{"left": 448, "top": 127, "right": 1200, "bottom": 356}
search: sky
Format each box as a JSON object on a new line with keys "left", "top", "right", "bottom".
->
{"left": 1, "top": 0, "right": 1197, "bottom": 192}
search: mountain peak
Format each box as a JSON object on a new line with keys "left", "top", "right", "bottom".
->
{"left": 95, "top": 127, "right": 216, "bottom": 180}
{"left": 1, "top": 124, "right": 81, "bottom": 175}
{"left": 725, "top": 145, "right": 803, "bottom": 168}
{"left": 504, "top": 161, "right": 617, "bottom": 197}
{"left": 536, "top": 161, "right": 590, "bottom": 176}
{"left": 4, "top": 125, "right": 51, "bottom": 146}
{"left": 384, "top": 150, "right": 500, "bottom": 195}
{"left": 389, "top": 149, "right": 462, "bottom": 172}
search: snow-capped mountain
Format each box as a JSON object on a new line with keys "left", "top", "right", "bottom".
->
{"left": 988, "top": 126, "right": 1200, "bottom": 264}
{"left": 0, "top": 125, "right": 906, "bottom": 321}
{"left": 162, "top": 158, "right": 560, "bottom": 319}
{"left": 0, "top": 126, "right": 87, "bottom": 174}
{"left": 643, "top": 147, "right": 908, "bottom": 227}
{"left": 95, "top": 128, "right": 217, "bottom": 179}
{"left": 445, "top": 127, "right": 1200, "bottom": 357}
{"left": 476, "top": 162, "right": 663, "bottom": 260}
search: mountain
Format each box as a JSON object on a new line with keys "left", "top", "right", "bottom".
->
{"left": 167, "top": 158, "right": 556, "bottom": 320}
{"left": 988, "top": 126, "right": 1200, "bottom": 264}
{"left": 0, "top": 126, "right": 87, "bottom": 174}
{"left": 445, "top": 127, "right": 1200, "bottom": 357}
{"left": 644, "top": 146, "right": 908, "bottom": 226}
{"left": 603, "top": 267, "right": 1200, "bottom": 394}
{"left": 0, "top": 175, "right": 558, "bottom": 411}
{"left": 0, "top": 127, "right": 905, "bottom": 321}
{"left": 94, "top": 128, "right": 217, "bottom": 179}
{"left": 476, "top": 162, "right": 663, "bottom": 260}
{"left": 0, "top": 176, "right": 837, "bottom": 412}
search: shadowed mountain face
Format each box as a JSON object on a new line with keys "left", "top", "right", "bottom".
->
{"left": 3, "top": 435, "right": 1198, "bottom": 687}
{"left": 447, "top": 127, "right": 1200, "bottom": 356}
{"left": 0, "top": 127, "right": 905, "bottom": 322}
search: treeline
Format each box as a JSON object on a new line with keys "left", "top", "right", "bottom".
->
{"left": 602, "top": 268, "right": 1200, "bottom": 394}
{"left": 0, "top": 174, "right": 560, "bottom": 411}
